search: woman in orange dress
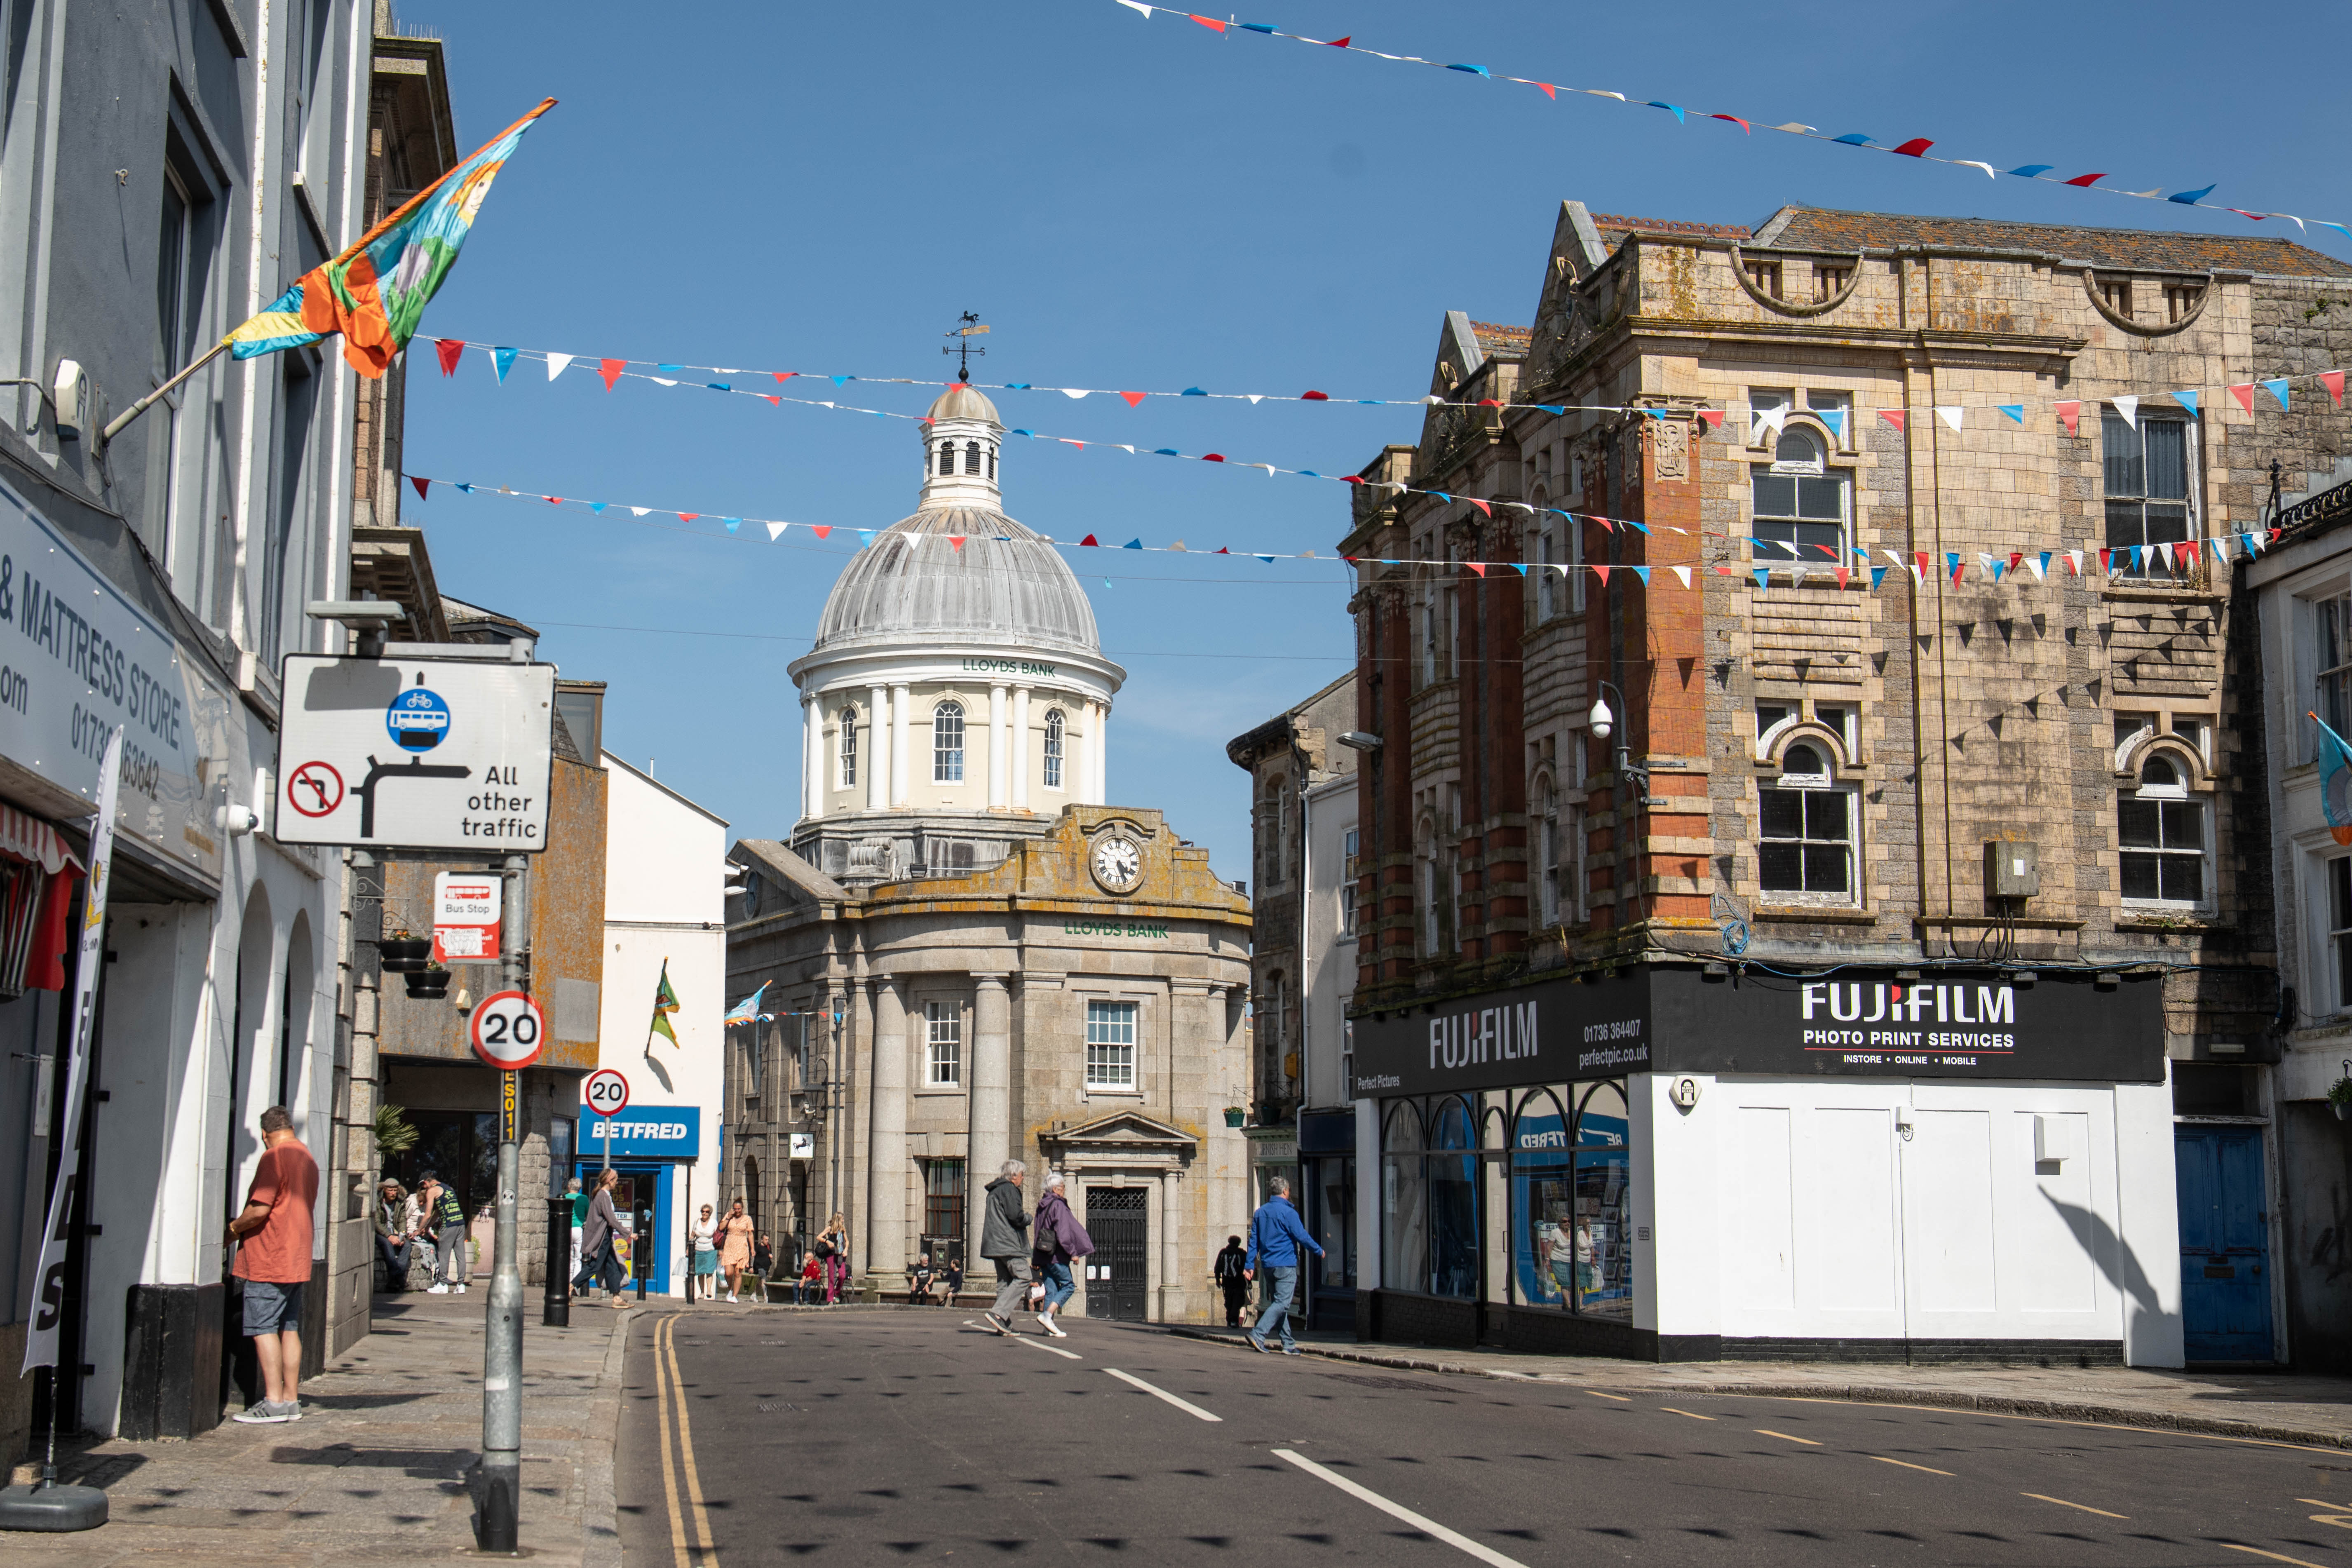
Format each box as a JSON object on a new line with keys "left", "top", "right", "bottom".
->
{"left": 718, "top": 1199, "right": 756, "bottom": 1303}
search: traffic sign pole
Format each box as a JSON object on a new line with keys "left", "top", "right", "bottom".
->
{"left": 479, "top": 855, "right": 530, "bottom": 1554}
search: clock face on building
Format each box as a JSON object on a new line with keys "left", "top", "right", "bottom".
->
{"left": 1090, "top": 834, "right": 1143, "bottom": 894}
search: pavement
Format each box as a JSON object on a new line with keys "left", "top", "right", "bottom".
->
{"left": 1165, "top": 1324, "right": 2352, "bottom": 1451}
{"left": 4, "top": 1285, "right": 638, "bottom": 1566}
{"left": 617, "top": 1307, "right": 2352, "bottom": 1566}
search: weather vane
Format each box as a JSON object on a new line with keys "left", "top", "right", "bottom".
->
{"left": 943, "top": 311, "right": 988, "bottom": 383}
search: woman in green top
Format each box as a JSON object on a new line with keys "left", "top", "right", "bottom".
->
{"left": 566, "top": 1177, "right": 587, "bottom": 1289}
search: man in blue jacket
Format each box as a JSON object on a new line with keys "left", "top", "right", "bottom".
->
{"left": 1242, "top": 1176, "right": 1324, "bottom": 1355}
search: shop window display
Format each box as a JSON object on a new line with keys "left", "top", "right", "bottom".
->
{"left": 1380, "top": 1101, "right": 1427, "bottom": 1293}
{"left": 1507, "top": 1080, "right": 1631, "bottom": 1316}
{"left": 1427, "top": 1097, "right": 1478, "bottom": 1299}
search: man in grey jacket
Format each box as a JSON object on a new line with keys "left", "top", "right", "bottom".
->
{"left": 978, "top": 1159, "right": 1030, "bottom": 1335}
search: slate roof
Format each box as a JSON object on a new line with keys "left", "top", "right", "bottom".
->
{"left": 1756, "top": 206, "right": 2352, "bottom": 277}
{"left": 1467, "top": 320, "right": 1533, "bottom": 355}
{"left": 1588, "top": 213, "right": 1754, "bottom": 249}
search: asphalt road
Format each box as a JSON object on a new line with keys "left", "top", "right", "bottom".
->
{"left": 616, "top": 1308, "right": 2352, "bottom": 1566}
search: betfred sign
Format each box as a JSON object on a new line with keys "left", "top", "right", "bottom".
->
{"left": 432, "top": 872, "right": 502, "bottom": 962}
{"left": 584, "top": 1108, "right": 701, "bottom": 1160}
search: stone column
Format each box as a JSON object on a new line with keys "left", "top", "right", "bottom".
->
{"left": 1078, "top": 702, "right": 1098, "bottom": 805}
{"left": 890, "top": 683, "right": 912, "bottom": 807}
{"left": 866, "top": 684, "right": 890, "bottom": 812}
{"left": 968, "top": 974, "right": 1012, "bottom": 1266}
{"left": 803, "top": 695, "right": 825, "bottom": 822}
{"left": 1011, "top": 687, "right": 1032, "bottom": 810}
{"left": 1160, "top": 1170, "right": 1186, "bottom": 1324}
{"left": 987, "top": 684, "right": 1009, "bottom": 809}
{"left": 864, "top": 977, "right": 911, "bottom": 1288}
{"left": 1095, "top": 703, "right": 1110, "bottom": 802}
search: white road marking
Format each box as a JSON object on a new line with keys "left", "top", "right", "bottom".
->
{"left": 1103, "top": 1368, "right": 1222, "bottom": 1422}
{"left": 1273, "top": 1448, "right": 1531, "bottom": 1568}
{"left": 1005, "top": 1331, "right": 1082, "bottom": 1361}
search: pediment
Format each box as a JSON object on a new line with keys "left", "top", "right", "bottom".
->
{"left": 1040, "top": 1110, "right": 1198, "bottom": 1153}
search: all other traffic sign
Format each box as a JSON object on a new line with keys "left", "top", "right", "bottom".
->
{"left": 275, "top": 654, "right": 556, "bottom": 852}
{"left": 584, "top": 1068, "right": 629, "bottom": 1119}
{"left": 471, "top": 989, "right": 547, "bottom": 1071}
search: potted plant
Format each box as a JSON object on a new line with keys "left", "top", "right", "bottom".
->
{"left": 2330, "top": 1077, "right": 2352, "bottom": 1122}
{"left": 1223, "top": 1106, "right": 1247, "bottom": 1128}
{"left": 380, "top": 932, "right": 431, "bottom": 973}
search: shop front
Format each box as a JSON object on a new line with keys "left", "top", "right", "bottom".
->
{"left": 1351, "top": 965, "right": 2181, "bottom": 1365}
{"left": 579, "top": 1106, "right": 703, "bottom": 1297}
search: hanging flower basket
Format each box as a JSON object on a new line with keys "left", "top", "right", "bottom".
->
{"left": 1224, "top": 1107, "right": 1247, "bottom": 1128}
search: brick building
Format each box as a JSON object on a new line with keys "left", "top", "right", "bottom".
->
{"left": 1339, "top": 203, "right": 2352, "bottom": 1363}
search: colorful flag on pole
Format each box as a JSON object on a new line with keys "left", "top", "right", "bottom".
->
{"left": 227, "top": 99, "right": 556, "bottom": 376}
{"left": 648, "top": 958, "right": 682, "bottom": 1048}
{"left": 723, "top": 983, "right": 772, "bottom": 1028}
{"left": 2314, "top": 714, "right": 2352, "bottom": 845}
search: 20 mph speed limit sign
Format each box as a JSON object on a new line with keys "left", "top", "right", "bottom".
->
{"left": 584, "top": 1068, "right": 629, "bottom": 1118}
{"left": 471, "top": 989, "right": 547, "bottom": 1070}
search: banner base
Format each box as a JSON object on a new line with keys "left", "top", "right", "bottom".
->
{"left": 0, "top": 1481, "right": 109, "bottom": 1532}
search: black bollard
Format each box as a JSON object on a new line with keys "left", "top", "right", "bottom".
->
{"left": 544, "top": 1196, "right": 571, "bottom": 1326}
{"left": 636, "top": 1205, "right": 650, "bottom": 1301}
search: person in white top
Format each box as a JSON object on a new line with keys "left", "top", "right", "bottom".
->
{"left": 691, "top": 1205, "right": 719, "bottom": 1301}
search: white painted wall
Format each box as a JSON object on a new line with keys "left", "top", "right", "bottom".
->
{"left": 1642, "top": 1073, "right": 2184, "bottom": 1365}
{"left": 598, "top": 753, "right": 728, "bottom": 1297}
{"left": 1301, "top": 773, "right": 1358, "bottom": 1109}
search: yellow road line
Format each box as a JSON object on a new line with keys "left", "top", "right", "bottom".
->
{"left": 2221, "top": 1546, "right": 2329, "bottom": 1568}
{"left": 1871, "top": 1455, "right": 1954, "bottom": 1476}
{"left": 1659, "top": 1407, "right": 1716, "bottom": 1421}
{"left": 2297, "top": 1497, "right": 2352, "bottom": 1510}
{"left": 652, "top": 1314, "right": 694, "bottom": 1568}
{"left": 662, "top": 1313, "right": 721, "bottom": 1564}
{"left": 1756, "top": 1430, "right": 1821, "bottom": 1446}
{"left": 2022, "top": 1491, "right": 2128, "bottom": 1519}
{"left": 1581, "top": 1389, "right": 1631, "bottom": 1402}
{"left": 1713, "top": 1392, "right": 2352, "bottom": 1458}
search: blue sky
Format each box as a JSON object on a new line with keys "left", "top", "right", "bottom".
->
{"left": 395, "top": 0, "right": 2348, "bottom": 880}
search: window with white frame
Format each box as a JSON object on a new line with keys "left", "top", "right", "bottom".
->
{"left": 925, "top": 1000, "right": 961, "bottom": 1086}
{"left": 1043, "top": 709, "right": 1066, "bottom": 789}
{"left": 1758, "top": 741, "right": 1854, "bottom": 899}
{"left": 1756, "top": 700, "right": 1796, "bottom": 759}
{"left": 838, "top": 704, "right": 859, "bottom": 788}
{"left": 1341, "top": 881, "right": 1357, "bottom": 939}
{"left": 1535, "top": 518, "right": 1557, "bottom": 623}
{"left": 1814, "top": 704, "right": 1857, "bottom": 756}
{"left": 2318, "top": 594, "right": 2352, "bottom": 747}
{"left": 1085, "top": 1000, "right": 1137, "bottom": 1090}
{"left": 1539, "top": 782, "right": 1561, "bottom": 925}
{"left": 1747, "top": 387, "right": 1793, "bottom": 444}
{"left": 2329, "top": 858, "right": 2352, "bottom": 1013}
{"left": 2119, "top": 752, "right": 2206, "bottom": 906}
{"left": 1751, "top": 427, "right": 1850, "bottom": 569}
{"left": 932, "top": 701, "right": 965, "bottom": 783}
{"left": 2103, "top": 412, "right": 2193, "bottom": 573}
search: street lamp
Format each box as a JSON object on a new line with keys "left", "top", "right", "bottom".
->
{"left": 1588, "top": 680, "right": 1650, "bottom": 804}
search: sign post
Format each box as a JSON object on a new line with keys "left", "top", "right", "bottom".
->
{"left": 584, "top": 1070, "right": 629, "bottom": 1173}
{"left": 467, "top": 867, "right": 541, "bottom": 1554}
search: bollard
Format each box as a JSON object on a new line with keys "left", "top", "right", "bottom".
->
{"left": 636, "top": 1205, "right": 650, "bottom": 1301}
{"left": 544, "top": 1196, "right": 572, "bottom": 1327}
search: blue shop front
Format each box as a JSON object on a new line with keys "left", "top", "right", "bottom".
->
{"left": 578, "top": 1107, "right": 702, "bottom": 1297}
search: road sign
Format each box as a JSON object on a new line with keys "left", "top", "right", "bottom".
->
{"left": 584, "top": 1068, "right": 629, "bottom": 1119}
{"left": 500, "top": 1068, "right": 520, "bottom": 1144}
{"left": 433, "top": 871, "right": 503, "bottom": 962}
{"left": 275, "top": 654, "right": 557, "bottom": 852}
{"left": 471, "top": 989, "right": 547, "bottom": 1071}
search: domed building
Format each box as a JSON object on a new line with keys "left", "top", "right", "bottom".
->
{"left": 724, "top": 383, "right": 1254, "bottom": 1325}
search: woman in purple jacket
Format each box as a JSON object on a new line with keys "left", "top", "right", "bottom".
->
{"left": 1028, "top": 1172, "right": 1095, "bottom": 1338}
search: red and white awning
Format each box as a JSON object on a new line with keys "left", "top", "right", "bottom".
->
{"left": 0, "top": 801, "right": 79, "bottom": 875}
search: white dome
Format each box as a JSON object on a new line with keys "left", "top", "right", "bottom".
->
{"left": 811, "top": 507, "right": 1100, "bottom": 659}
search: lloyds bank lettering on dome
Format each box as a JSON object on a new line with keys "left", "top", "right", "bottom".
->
{"left": 961, "top": 656, "right": 1058, "bottom": 678}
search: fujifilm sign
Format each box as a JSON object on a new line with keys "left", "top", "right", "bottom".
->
{"left": 1798, "top": 980, "right": 2019, "bottom": 1055}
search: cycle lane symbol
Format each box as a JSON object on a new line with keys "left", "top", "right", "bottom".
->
{"left": 288, "top": 761, "right": 345, "bottom": 818}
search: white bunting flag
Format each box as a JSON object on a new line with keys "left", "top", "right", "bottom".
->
{"left": 1935, "top": 406, "right": 1965, "bottom": 432}
{"left": 2113, "top": 395, "right": 2138, "bottom": 428}
{"left": 1670, "top": 566, "right": 1692, "bottom": 589}
{"left": 2028, "top": 553, "right": 2047, "bottom": 582}
{"left": 2155, "top": 541, "right": 2174, "bottom": 570}
{"left": 766, "top": 522, "right": 787, "bottom": 540}
{"left": 1062, "top": 388, "right": 1090, "bottom": 399}
{"left": 2068, "top": 550, "right": 2084, "bottom": 576}
{"left": 1751, "top": 404, "right": 1788, "bottom": 440}
{"left": 546, "top": 352, "right": 574, "bottom": 382}
{"left": 630, "top": 507, "right": 650, "bottom": 517}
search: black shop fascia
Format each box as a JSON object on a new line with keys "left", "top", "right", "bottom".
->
{"left": 1348, "top": 965, "right": 2164, "bottom": 1100}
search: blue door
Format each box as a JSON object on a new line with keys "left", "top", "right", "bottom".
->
{"left": 2176, "top": 1127, "right": 2272, "bottom": 1361}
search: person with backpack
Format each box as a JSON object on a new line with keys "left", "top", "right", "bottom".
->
{"left": 419, "top": 1171, "right": 468, "bottom": 1294}
{"left": 1028, "top": 1171, "right": 1094, "bottom": 1339}
{"left": 1212, "top": 1233, "right": 1251, "bottom": 1327}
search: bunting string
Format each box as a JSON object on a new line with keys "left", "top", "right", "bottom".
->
{"left": 1099, "top": 2, "right": 2351, "bottom": 245}
{"left": 427, "top": 336, "right": 2352, "bottom": 429}
{"left": 403, "top": 469, "right": 2290, "bottom": 590}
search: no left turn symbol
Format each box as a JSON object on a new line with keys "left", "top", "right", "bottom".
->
{"left": 288, "top": 761, "right": 345, "bottom": 818}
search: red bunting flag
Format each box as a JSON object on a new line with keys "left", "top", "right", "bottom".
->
{"left": 1216, "top": 547, "right": 1230, "bottom": 554}
{"left": 2181, "top": 539, "right": 2201, "bottom": 565}
{"left": 1119, "top": 391, "right": 1147, "bottom": 407}
{"left": 2064, "top": 172, "right": 2108, "bottom": 187}
{"left": 1835, "top": 566, "right": 1851, "bottom": 589}
{"left": 1326, "top": 35, "right": 1349, "bottom": 47}
{"left": 436, "top": 338, "right": 465, "bottom": 376}
{"left": 2228, "top": 383, "right": 2255, "bottom": 413}
{"left": 679, "top": 512, "right": 699, "bottom": 522}
{"left": 773, "top": 371, "right": 795, "bottom": 383}
{"left": 2326, "top": 371, "right": 2346, "bottom": 408}
{"left": 810, "top": 526, "right": 832, "bottom": 540}
{"left": 1536, "top": 83, "right": 1557, "bottom": 99}
{"left": 411, "top": 477, "right": 430, "bottom": 500}
{"left": 1891, "top": 138, "right": 1934, "bottom": 157}
{"left": 2097, "top": 548, "right": 2113, "bottom": 573}
{"left": 1713, "top": 114, "right": 1750, "bottom": 134}
{"left": 2054, "top": 400, "right": 2081, "bottom": 436}
{"left": 1080, "top": 534, "right": 1101, "bottom": 546}
{"left": 2008, "top": 552, "right": 2023, "bottom": 573}
{"left": 1879, "top": 409, "right": 1906, "bottom": 433}
{"left": 1203, "top": 453, "right": 1226, "bottom": 462}
{"left": 1469, "top": 498, "right": 1492, "bottom": 516}
{"left": 1913, "top": 551, "right": 1930, "bottom": 578}
{"left": 1466, "top": 562, "right": 1487, "bottom": 577}
{"left": 1697, "top": 409, "right": 1725, "bottom": 429}
{"left": 948, "top": 536, "right": 965, "bottom": 551}
{"left": 763, "top": 395, "right": 780, "bottom": 406}
{"left": 547, "top": 496, "right": 563, "bottom": 506}
{"left": 598, "top": 358, "right": 624, "bottom": 391}
{"left": 1189, "top": 12, "right": 1224, "bottom": 28}
{"left": 1301, "top": 390, "right": 1329, "bottom": 401}
{"left": 1592, "top": 565, "right": 1609, "bottom": 585}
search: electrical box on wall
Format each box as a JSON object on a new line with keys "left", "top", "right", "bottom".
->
{"left": 1985, "top": 839, "right": 2040, "bottom": 900}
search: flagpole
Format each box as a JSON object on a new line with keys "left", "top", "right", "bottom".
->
{"left": 96, "top": 338, "right": 230, "bottom": 448}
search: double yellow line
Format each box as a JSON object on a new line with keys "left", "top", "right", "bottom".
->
{"left": 652, "top": 1313, "right": 719, "bottom": 1567}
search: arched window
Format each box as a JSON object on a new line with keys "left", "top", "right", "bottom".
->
{"left": 1043, "top": 709, "right": 1065, "bottom": 789}
{"left": 2121, "top": 751, "right": 2206, "bottom": 906}
{"left": 964, "top": 440, "right": 982, "bottom": 475}
{"left": 937, "top": 442, "right": 954, "bottom": 476}
{"left": 987, "top": 445, "right": 996, "bottom": 480}
{"left": 838, "top": 704, "right": 858, "bottom": 788}
{"left": 932, "top": 701, "right": 965, "bottom": 783}
{"left": 1759, "top": 737, "right": 1852, "bottom": 900}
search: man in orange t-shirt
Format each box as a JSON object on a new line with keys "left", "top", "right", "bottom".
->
{"left": 225, "top": 1105, "right": 319, "bottom": 1423}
